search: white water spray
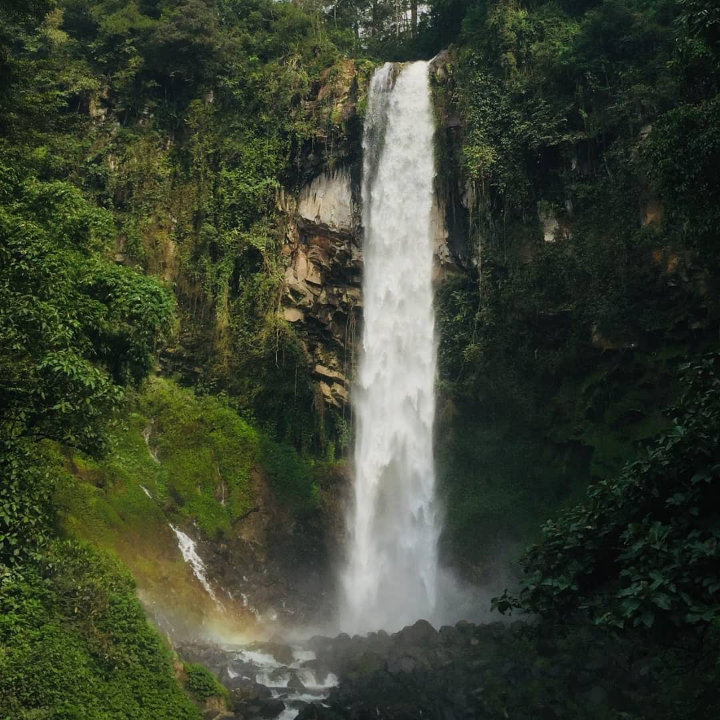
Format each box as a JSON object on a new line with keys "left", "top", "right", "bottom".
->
{"left": 340, "top": 61, "right": 440, "bottom": 634}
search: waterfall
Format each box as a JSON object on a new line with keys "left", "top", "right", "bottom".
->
{"left": 340, "top": 61, "right": 440, "bottom": 634}
{"left": 170, "top": 524, "right": 224, "bottom": 610}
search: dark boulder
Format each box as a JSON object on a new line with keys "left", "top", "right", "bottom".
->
{"left": 230, "top": 680, "right": 272, "bottom": 706}
{"left": 287, "top": 671, "right": 306, "bottom": 691}
{"left": 296, "top": 703, "right": 347, "bottom": 719}
{"left": 394, "top": 619, "right": 438, "bottom": 648}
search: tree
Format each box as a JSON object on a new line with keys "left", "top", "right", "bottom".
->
{"left": 679, "top": 0, "right": 720, "bottom": 48}
{"left": 496, "top": 354, "right": 720, "bottom": 636}
{"left": 0, "top": 170, "right": 173, "bottom": 451}
{"left": 0, "top": 166, "right": 173, "bottom": 566}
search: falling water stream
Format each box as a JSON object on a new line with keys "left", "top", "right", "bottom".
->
{"left": 170, "top": 524, "right": 224, "bottom": 609}
{"left": 340, "top": 61, "right": 440, "bottom": 634}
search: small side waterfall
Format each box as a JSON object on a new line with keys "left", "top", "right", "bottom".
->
{"left": 340, "top": 61, "right": 440, "bottom": 634}
{"left": 170, "top": 524, "right": 224, "bottom": 610}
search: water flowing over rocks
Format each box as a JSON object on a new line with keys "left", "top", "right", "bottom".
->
{"left": 170, "top": 524, "right": 225, "bottom": 609}
{"left": 278, "top": 60, "right": 471, "bottom": 414}
{"left": 179, "top": 641, "right": 340, "bottom": 720}
{"left": 179, "top": 619, "right": 649, "bottom": 720}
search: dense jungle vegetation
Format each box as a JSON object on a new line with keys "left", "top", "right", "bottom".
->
{"left": 1, "top": 0, "right": 720, "bottom": 717}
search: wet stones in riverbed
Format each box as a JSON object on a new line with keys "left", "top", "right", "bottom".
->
{"left": 179, "top": 639, "right": 338, "bottom": 720}
{"left": 231, "top": 693, "right": 286, "bottom": 720}
{"left": 289, "top": 619, "right": 510, "bottom": 719}
{"left": 296, "top": 618, "right": 668, "bottom": 720}
{"left": 183, "top": 617, "right": 673, "bottom": 720}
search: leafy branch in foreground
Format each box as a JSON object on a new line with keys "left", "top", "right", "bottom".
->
{"left": 496, "top": 353, "right": 720, "bottom": 634}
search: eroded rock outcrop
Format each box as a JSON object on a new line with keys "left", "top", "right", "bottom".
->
{"left": 280, "top": 168, "right": 362, "bottom": 409}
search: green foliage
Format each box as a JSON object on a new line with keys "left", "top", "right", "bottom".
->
{"left": 0, "top": 15, "right": 190, "bottom": 711}
{"left": 0, "top": 541, "right": 200, "bottom": 720}
{"left": 138, "top": 376, "right": 321, "bottom": 522}
{"left": 498, "top": 354, "right": 720, "bottom": 635}
{"left": 457, "top": 0, "right": 680, "bottom": 200}
{"left": 1, "top": 0, "right": 357, "bottom": 453}
{"left": 643, "top": 94, "right": 720, "bottom": 254}
{"left": 433, "top": 0, "right": 720, "bottom": 567}
{"left": 183, "top": 662, "right": 226, "bottom": 702}
{"left": 0, "top": 167, "right": 173, "bottom": 454}
{"left": 55, "top": 377, "right": 320, "bottom": 553}
{"left": 0, "top": 442, "right": 54, "bottom": 568}
{"left": 0, "top": 151, "right": 172, "bottom": 575}
{"left": 139, "top": 377, "right": 259, "bottom": 536}
{"left": 259, "top": 435, "right": 319, "bottom": 513}
{"left": 50, "top": 0, "right": 348, "bottom": 449}
{"left": 53, "top": 377, "right": 257, "bottom": 540}
{"left": 679, "top": 0, "right": 720, "bottom": 48}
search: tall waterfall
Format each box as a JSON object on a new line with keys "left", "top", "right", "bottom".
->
{"left": 340, "top": 61, "right": 440, "bottom": 634}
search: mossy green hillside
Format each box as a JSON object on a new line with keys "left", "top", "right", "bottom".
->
{"left": 57, "top": 378, "right": 256, "bottom": 544}
{"left": 0, "top": 541, "right": 200, "bottom": 720}
{"left": 54, "top": 376, "right": 322, "bottom": 626}
{"left": 58, "top": 375, "right": 321, "bottom": 541}
{"left": 140, "top": 377, "right": 260, "bottom": 537}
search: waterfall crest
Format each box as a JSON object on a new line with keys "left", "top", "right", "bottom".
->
{"left": 340, "top": 61, "right": 440, "bottom": 634}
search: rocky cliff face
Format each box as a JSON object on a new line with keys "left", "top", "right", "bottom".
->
{"left": 279, "top": 169, "right": 362, "bottom": 409}
{"left": 194, "top": 466, "right": 337, "bottom": 634}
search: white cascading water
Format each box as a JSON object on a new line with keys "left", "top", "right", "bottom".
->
{"left": 340, "top": 61, "right": 440, "bottom": 634}
{"left": 170, "top": 524, "right": 224, "bottom": 610}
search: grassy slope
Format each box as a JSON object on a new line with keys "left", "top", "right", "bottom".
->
{"left": 54, "top": 376, "right": 322, "bottom": 634}
{"left": 0, "top": 542, "right": 203, "bottom": 720}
